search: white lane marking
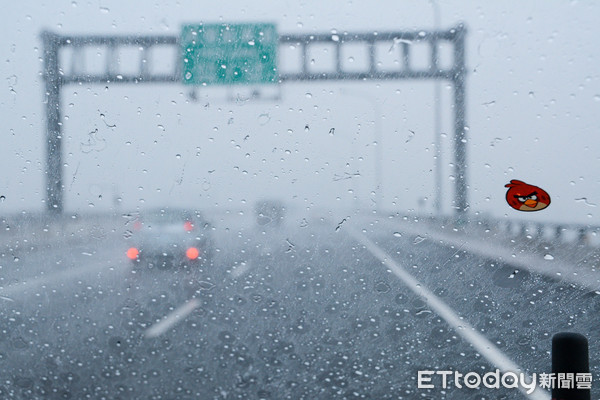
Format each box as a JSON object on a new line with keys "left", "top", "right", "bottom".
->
{"left": 384, "top": 219, "right": 600, "bottom": 292}
{"left": 145, "top": 298, "right": 200, "bottom": 339}
{"left": 230, "top": 261, "right": 251, "bottom": 278}
{"left": 346, "top": 226, "right": 550, "bottom": 400}
{"left": 0, "top": 257, "right": 128, "bottom": 297}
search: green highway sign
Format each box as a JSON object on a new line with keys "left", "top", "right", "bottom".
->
{"left": 181, "top": 23, "right": 278, "bottom": 86}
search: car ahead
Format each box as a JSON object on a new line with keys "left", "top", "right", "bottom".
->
{"left": 126, "top": 208, "right": 213, "bottom": 271}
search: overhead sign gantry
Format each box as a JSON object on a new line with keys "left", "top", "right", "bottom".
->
{"left": 41, "top": 23, "right": 467, "bottom": 215}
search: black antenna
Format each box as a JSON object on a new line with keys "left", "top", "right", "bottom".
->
{"left": 552, "top": 332, "right": 591, "bottom": 400}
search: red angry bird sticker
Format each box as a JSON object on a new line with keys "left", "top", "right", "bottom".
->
{"left": 505, "top": 180, "right": 551, "bottom": 212}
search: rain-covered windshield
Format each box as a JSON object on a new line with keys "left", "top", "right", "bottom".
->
{"left": 2, "top": 1, "right": 599, "bottom": 399}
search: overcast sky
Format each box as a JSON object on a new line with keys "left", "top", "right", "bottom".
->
{"left": 1, "top": 0, "right": 599, "bottom": 224}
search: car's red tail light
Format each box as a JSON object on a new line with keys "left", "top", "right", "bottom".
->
{"left": 184, "top": 221, "right": 194, "bottom": 232}
{"left": 127, "top": 247, "right": 139, "bottom": 259}
{"left": 186, "top": 247, "right": 199, "bottom": 260}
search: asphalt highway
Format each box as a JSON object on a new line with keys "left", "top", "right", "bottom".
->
{"left": 1, "top": 213, "right": 597, "bottom": 399}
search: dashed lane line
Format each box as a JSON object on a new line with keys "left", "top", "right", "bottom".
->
{"left": 230, "top": 261, "right": 252, "bottom": 278}
{"left": 144, "top": 298, "right": 200, "bottom": 338}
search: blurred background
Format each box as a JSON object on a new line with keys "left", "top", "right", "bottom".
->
{"left": 1, "top": 0, "right": 599, "bottom": 222}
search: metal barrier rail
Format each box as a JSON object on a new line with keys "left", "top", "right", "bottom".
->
{"left": 447, "top": 216, "right": 600, "bottom": 247}
{"left": 391, "top": 213, "right": 600, "bottom": 247}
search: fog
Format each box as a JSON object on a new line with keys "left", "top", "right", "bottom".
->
{"left": 1, "top": 0, "right": 599, "bottom": 223}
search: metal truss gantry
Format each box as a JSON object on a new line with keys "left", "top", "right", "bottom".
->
{"left": 42, "top": 25, "right": 466, "bottom": 214}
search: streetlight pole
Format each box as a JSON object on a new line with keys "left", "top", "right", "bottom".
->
{"left": 340, "top": 88, "right": 382, "bottom": 212}
{"left": 430, "top": 0, "right": 443, "bottom": 217}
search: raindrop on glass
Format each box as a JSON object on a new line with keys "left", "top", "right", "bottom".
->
{"left": 197, "top": 281, "right": 215, "bottom": 290}
{"left": 413, "top": 235, "right": 426, "bottom": 244}
{"left": 258, "top": 113, "right": 270, "bottom": 125}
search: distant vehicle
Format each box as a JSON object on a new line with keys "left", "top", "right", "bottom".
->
{"left": 126, "top": 208, "right": 213, "bottom": 271}
{"left": 255, "top": 199, "right": 286, "bottom": 227}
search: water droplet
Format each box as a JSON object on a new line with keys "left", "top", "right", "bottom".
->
{"left": 218, "top": 330, "right": 235, "bottom": 343}
{"left": 258, "top": 113, "right": 270, "bottom": 125}
{"left": 0, "top": 195, "right": 5, "bottom": 202}
{"left": 544, "top": 254, "right": 554, "bottom": 260}
{"left": 99, "top": 6, "right": 109, "bottom": 13}
{"left": 413, "top": 235, "right": 426, "bottom": 244}
{"left": 197, "top": 281, "right": 215, "bottom": 290}
{"left": 329, "top": 128, "right": 335, "bottom": 136}
{"left": 375, "top": 281, "right": 390, "bottom": 293}
{"left": 393, "top": 232, "right": 402, "bottom": 237}
{"left": 305, "top": 92, "right": 312, "bottom": 98}
{"left": 175, "top": 154, "right": 181, "bottom": 159}
{"left": 251, "top": 294, "right": 262, "bottom": 302}
{"left": 575, "top": 198, "right": 597, "bottom": 207}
